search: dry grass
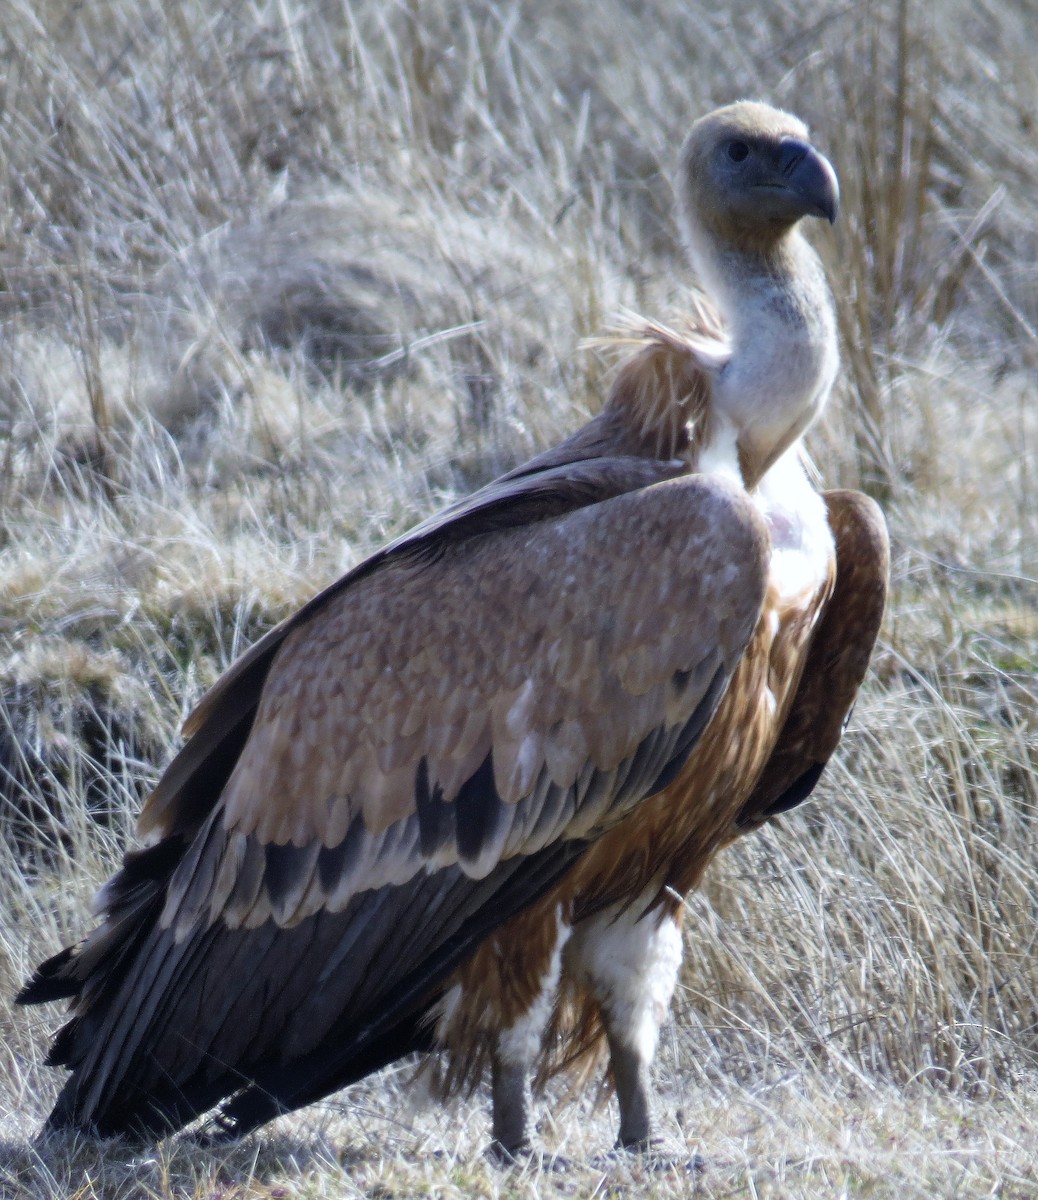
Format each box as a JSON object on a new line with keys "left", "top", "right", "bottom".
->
{"left": 1, "top": 0, "right": 1036, "bottom": 1196}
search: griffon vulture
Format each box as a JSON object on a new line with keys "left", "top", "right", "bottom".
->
{"left": 19, "top": 102, "right": 888, "bottom": 1159}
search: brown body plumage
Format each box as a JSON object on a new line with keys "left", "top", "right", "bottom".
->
{"left": 18, "top": 101, "right": 888, "bottom": 1156}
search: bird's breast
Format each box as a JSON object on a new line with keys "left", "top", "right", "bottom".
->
{"left": 754, "top": 448, "right": 835, "bottom": 608}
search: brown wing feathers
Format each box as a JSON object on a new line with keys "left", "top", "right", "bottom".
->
{"left": 21, "top": 463, "right": 769, "bottom": 1138}
{"left": 161, "top": 475, "right": 767, "bottom": 935}
{"left": 135, "top": 454, "right": 686, "bottom": 847}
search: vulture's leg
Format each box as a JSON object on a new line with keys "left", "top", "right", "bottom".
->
{"left": 488, "top": 907, "right": 572, "bottom": 1159}
{"left": 490, "top": 1048, "right": 534, "bottom": 1158}
{"left": 566, "top": 900, "right": 684, "bottom": 1149}
{"left": 605, "top": 1024, "right": 655, "bottom": 1149}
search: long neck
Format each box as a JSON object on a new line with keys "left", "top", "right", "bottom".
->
{"left": 689, "top": 226, "right": 839, "bottom": 489}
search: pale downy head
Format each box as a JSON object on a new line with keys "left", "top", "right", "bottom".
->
{"left": 674, "top": 102, "right": 842, "bottom": 486}
{"left": 677, "top": 100, "right": 839, "bottom": 259}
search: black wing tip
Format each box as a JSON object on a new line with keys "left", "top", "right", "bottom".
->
{"left": 42, "top": 1108, "right": 155, "bottom": 1144}
{"left": 16, "top": 947, "right": 79, "bottom": 1006}
{"left": 43, "top": 1082, "right": 202, "bottom": 1143}
{"left": 737, "top": 760, "right": 828, "bottom": 829}
{"left": 765, "top": 759, "right": 827, "bottom": 819}
{"left": 211, "top": 1016, "right": 435, "bottom": 1141}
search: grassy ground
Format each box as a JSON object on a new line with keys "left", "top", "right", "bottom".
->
{"left": 1, "top": 0, "right": 1036, "bottom": 1196}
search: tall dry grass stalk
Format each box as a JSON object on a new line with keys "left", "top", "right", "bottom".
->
{"left": 1, "top": 0, "right": 1036, "bottom": 1196}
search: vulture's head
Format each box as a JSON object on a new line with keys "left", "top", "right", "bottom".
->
{"left": 677, "top": 101, "right": 838, "bottom": 253}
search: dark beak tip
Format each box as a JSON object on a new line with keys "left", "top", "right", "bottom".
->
{"left": 801, "top": 147, "right": 840, "bottom": 226}
{"left": 778, "top": 135, "right": 839, "bottom": 225}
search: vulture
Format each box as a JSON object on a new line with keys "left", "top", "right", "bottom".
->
{"left": 19, "top": 102, "right": 888, "bottom": 1160}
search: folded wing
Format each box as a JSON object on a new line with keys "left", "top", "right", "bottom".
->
{"left": 21, "top": 460, "right": 770, "bottom": 1139}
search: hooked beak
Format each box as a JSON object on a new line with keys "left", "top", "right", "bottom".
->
{"left": 775, "top": 137, "right": 840, "bottom": 224}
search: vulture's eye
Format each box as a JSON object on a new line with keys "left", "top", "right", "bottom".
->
{"left": 727, "top": 140, "right": 750, "bottom": 162}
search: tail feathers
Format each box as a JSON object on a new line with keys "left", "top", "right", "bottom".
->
{"left": 40, "top": 951, "right": 442, "bottom": 1141}
{"left": 41, "top": 994, "right": 435, "bottom": 1141}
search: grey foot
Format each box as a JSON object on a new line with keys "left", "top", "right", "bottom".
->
{"left": 596, "top": 1141, "right": 706, "bottom": 1173}
{"left": 616, "top": 1133, "right": 664, "bottom": 1153}
{"left": 487, "top": 1141, "right": 573, "bottom": 1173}
{"left": 490, "top": 1056, "right": 534, "bottom": 1163}
{"left": 606, "top": 1032, "right": 653, "bottom": 1150}
{"left": 486, "top": 1136, "right": 533, "bottom": 1166}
